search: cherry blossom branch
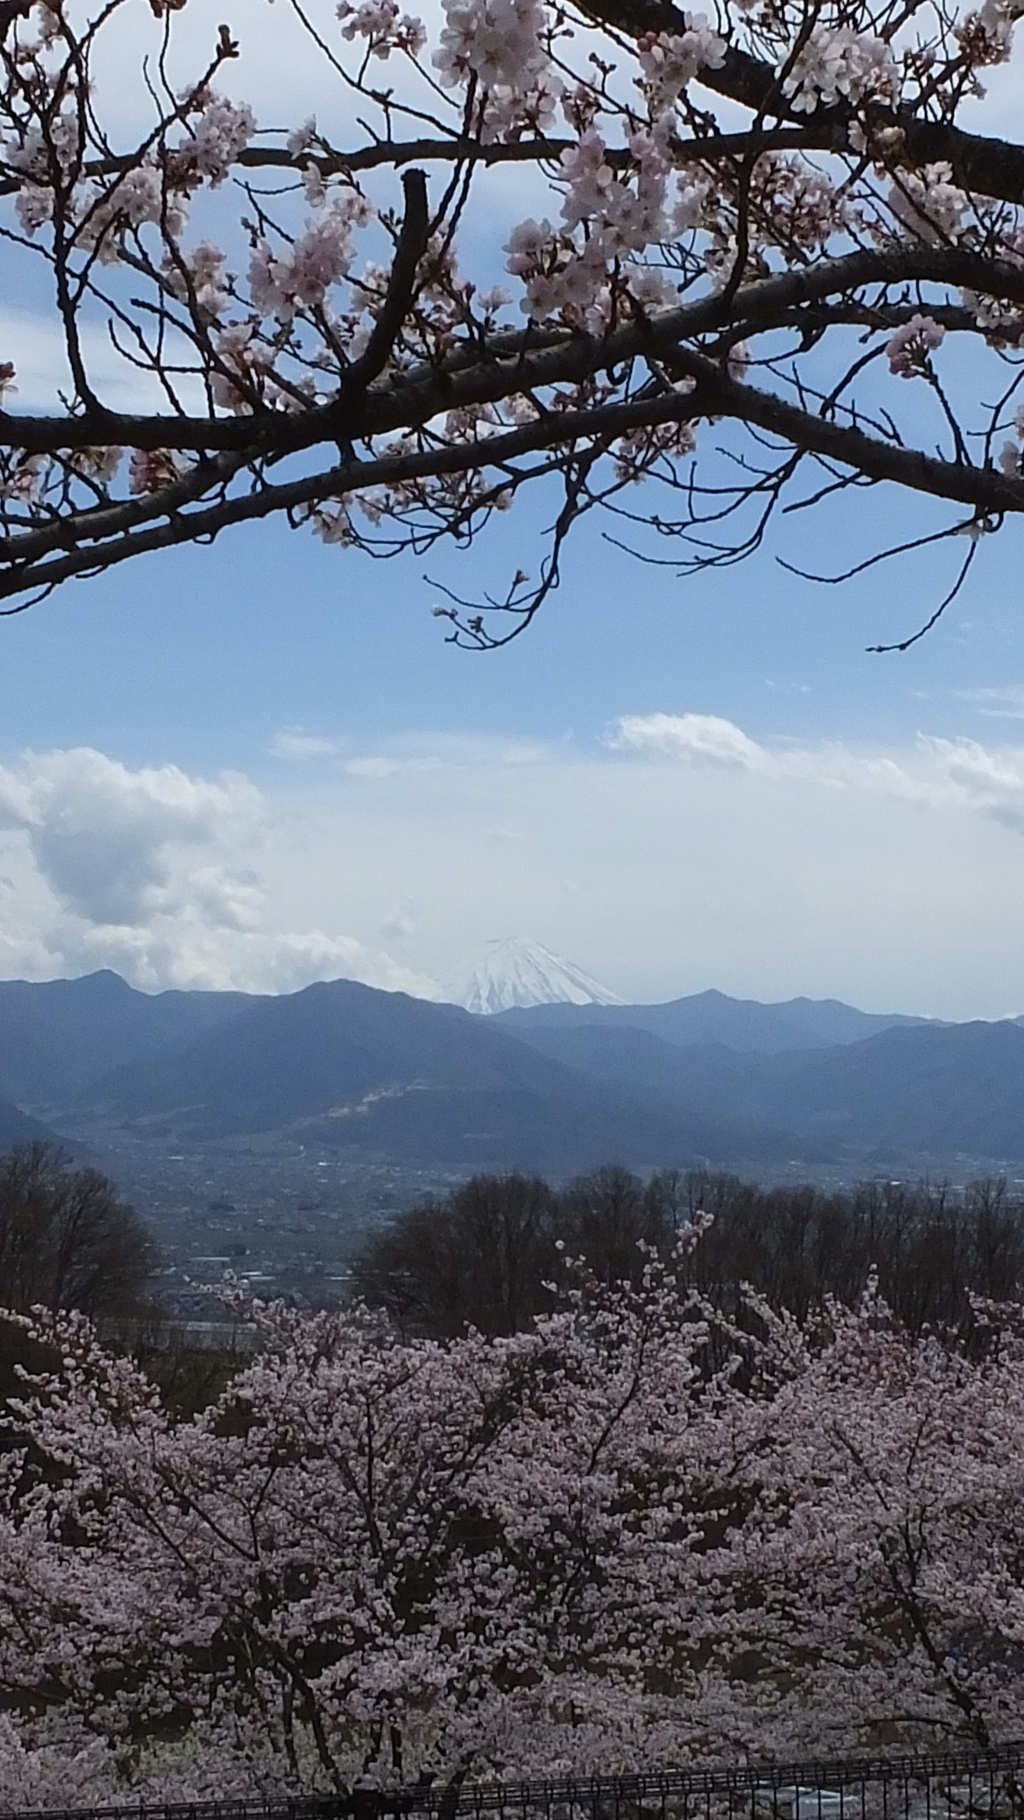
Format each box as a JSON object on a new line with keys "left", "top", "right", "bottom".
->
{"left": 0, "top": 127, "right": 824, "bottom": 196}
{"left": 3, "top": 0, "right": 1024, "bottom": 632}
{"left": 1, "top": 360, "right": 1021, "bottom": 607}
{"left": 2, "top": 244, "right": 1023, "bottom": 461}
{"left": 577, "top": 0, "right": 1024, "bottom": 209}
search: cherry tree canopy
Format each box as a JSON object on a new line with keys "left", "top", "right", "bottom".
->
{"left": 3, "top": 1255, "right": 1024, "bottom": 1801}
{"left": 1, "top": 0, "right": 1024, "bottom": 643}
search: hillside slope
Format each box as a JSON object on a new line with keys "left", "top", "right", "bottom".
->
{"left": 509, "top": 1018, "right": 1024, "bottom": 1164}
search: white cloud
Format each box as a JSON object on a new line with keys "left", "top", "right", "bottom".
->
{"left": 0, "top": 747, "right": 263, "bottom": 929}
{"left": 609, "top": 712, "right": 766, "bottom": 768}
{"left": 955, "top": 686, "right": 1024, "bottom": 721}
{"left": 0, "top": 307, "right": 203, "bottom": 416}
{"left": 345, "top": 757, "right": 408, "bottom": 780}
{"left": 920, "top": 735, "right": 1024, "bottom": 833}
{"left": 65, "top": 922, "right": 439, "bottom": 997}
{"left": 269, "top": 728, "right": 344, "bottom": 761}
{"left": 606, "top": 711, "right": 990, "bottom": 810}
{"left": 252, "top": 716, "right": 1024, "bottom": 1019}
{"left": 0, "top": 747, "right": 438, "bottom": 997}
{"left": 344, "top": 753, "right": 451, "bottom": 779}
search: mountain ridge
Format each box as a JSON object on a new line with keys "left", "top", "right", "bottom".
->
{"left": 3, "top": 970, "right": 1023, "bottom": 1177}
{"left": 494, "top": 986, "right": 943, "bottom": 1052}
{"left": 74, "top": 977, "right": 757, "bottom": 1172}
{"left": 0, "top": 970, "right": 253, "bottom": 1108}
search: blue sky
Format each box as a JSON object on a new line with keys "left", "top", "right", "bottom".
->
{"left": 3, "top": 4, "right": 1024, "bottom": 1016}
{"left": 3, "top": 464, "right": 1024, "bottom": 1019}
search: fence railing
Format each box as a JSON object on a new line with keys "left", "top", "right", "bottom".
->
{"left": 15, "top": 1741, "right": 1024, "bottom": 1820}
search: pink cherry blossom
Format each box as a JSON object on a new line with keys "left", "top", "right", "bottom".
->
{"left": 250, "top": 194, "right": 373, "bottom": 321}
{"left": 0, "top": 0, "right": 1021, "bottom": 622}
{"left": 782, "top": 26, "right": 899, "bottom": 112}
{"left": 888, "top": 164, "right": 968, "bottom": 242}
{"left": 178, "top": 94, "right": 256, "bottom": 187}
{"left": 886, "top": 313, "right": 946, "bottom": 376}
{"left": 128, "top": 448, "right": 189, "bottom": 492}
{"left": 637, "top": 19, "right": 727, "bottom": 117}
{"left": 163, "top": 240, "right": 229, "bottom": 316}
{"left": 434, "top": 0, "right": 550, "bottom": 95}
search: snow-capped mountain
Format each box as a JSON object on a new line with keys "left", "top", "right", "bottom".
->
{"left": 452, "top": 938, "right": 623, "bottom": 1015}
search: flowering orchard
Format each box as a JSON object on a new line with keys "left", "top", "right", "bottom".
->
{"left": 3, "top": 0, "right": 1024, "bottom": 641}
{"left": 4, "top": 1251, "right": 1024, "bottom": 1803}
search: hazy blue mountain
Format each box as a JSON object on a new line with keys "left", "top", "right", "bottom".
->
{"left": 0, "top": 1098, "right": 71, "bottom": 1152}
{"left": 505, "top": 1022, "right": 745, "bottom": 1094}
{"left": 5, "top": 971, "right": 1024, "bottom": 1176}
{"left": 749, "top": 1020, "right": 1024, "bottom": 1158}
{"left": 495, "top": 986, "right": 939, "bottom": 1053}
{"left": 76, "top": 978, "right": 796, "bottom": 1172}
{"left": 0, "top": 971, "right": 253, "bottom": 1107}
{"left": 510, "top": 1017, "right": 1024, "bottom": 1165}
{"left": 0, "top": 973, "right": 943, "bottom": 1117}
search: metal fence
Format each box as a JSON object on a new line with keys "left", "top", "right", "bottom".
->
{"left": 13, "top": 1741, "right": 1024, "bottom": 1820}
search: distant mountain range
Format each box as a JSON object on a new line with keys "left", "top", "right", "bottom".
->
{"left": 495, "top": 987, "right": 940, "bottom": 1052}
{"left": 502, "top": 1016, "right": 1024, "bottom": 1161}
{"left": 2, "top": 969, "right": 1024, "bottom": 1176}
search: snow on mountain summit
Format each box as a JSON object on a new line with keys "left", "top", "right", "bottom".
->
{"left": 453, "top": 938, "right": 623, "bottom": 1015}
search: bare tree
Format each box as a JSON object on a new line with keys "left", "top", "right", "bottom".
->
{"left": 558, "top": 1163, "right": 673, "bottom": 1283}
{"left": 1, "top": 0, "right": 1023, "bottom": 644}
{"left": 349, "top": 1172, "right": 558, "bottom": 1334}
{"left": 353, "top": 1165, "right": 1024, "bottom": 1336}
{"left": 0, "top": 1142, "right": 153, "bottom": 1317}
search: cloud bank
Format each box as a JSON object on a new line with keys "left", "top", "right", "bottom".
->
{"left": 5, "top": 716, "right": 1024, "bottom": 1016}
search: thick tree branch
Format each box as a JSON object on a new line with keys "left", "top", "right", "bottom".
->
{"left": 577, "top": 0, "right": 1024, "bottom": 206}
{"left": 331, "top": 167, "right": 430, "bottom": 420}
{"left": 2, "top": 244, "right": 1022, "bottom": 460}
{"left": 0, "top": 363, "right": 1020, "bottom": 603}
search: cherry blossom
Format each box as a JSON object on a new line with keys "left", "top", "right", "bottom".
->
{"left": 999, "top": 405, "right": 1024, "bottom": 474}
{"left": 287, "top": 117, "right": 319, "bottom": 159}
{"left": 888, "top": 164, "right": 969, "bottom": 243}
{"left": 78, "top": 166, "right": 186, "bottom": 262}
{"left": 1, "top": 453, "right": 43, "bottom": 501}
{"left": 249, "top": 194, "right": 373, "bottom": 322}
{"left": 128, "top": 449, "right": 190, "bottom": 493}
{"left": 176, "top": 94, "right": 256, "bottom": 188}
{"left": 163, "top": 241, "right": 230, "bottom": 318}
{"left": 886, "top": 313, "right": 946, "bottom": 377}
{"left": 782, "top": 26, "right": 899, "bottom": 112}
{"left": 70, "top": 446, "right": 123, "bottom": 485}
{"left": 338, "top": 0, "right": 428, "bottom": 57}
{"left": 434, "top": 0, "right": 551, "bottom": 96}
{"left": 956, "top": 0, "right": 1021, "bottom": 64}
{"left": 0, "top": 1245, "right": 1023, "bottom": 1795}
